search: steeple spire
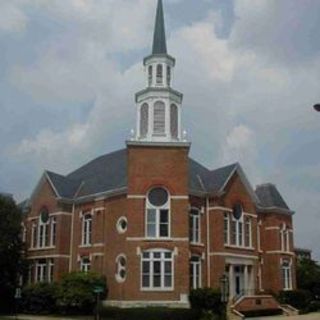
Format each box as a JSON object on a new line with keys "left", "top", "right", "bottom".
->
{"left": 152, "top": 0, "right": 167, "bottom": 55}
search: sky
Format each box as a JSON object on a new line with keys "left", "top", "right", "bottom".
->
{"left": 0, "top": 0, "right": 319, "bottom": 259}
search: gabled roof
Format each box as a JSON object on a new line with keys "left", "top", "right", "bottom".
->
{"left": 152, "top": 0, "right": 167, "bottom": 55}
{"left": 255, "top": 183, "right": 290, "bottom": 210}
{"left": 202, "top": 163, "right": 238, "bottom": 193}
{"left": 46, "top": 171, "right": 81, "bottom": 199}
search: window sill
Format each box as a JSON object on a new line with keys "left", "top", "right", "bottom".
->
{"left": 29, "top": 246, "right": 56, "bottom": 251}
{"left": 190, "top": 242, "right": 205, "bottom": 247}
{"left": 141, "top": 288, "right": 174, "bottom": 292}
{"left": 224, "top": 244, "right": 255, "bottom": 251}
{"left": 79, "top": 244, "right": 93, "bottom": 248}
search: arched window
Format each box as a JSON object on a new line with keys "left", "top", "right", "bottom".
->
{"left": 170, "top": 104, "right": 178, "bottom": 139}
{"left": 146, "top": 187, "right": 170, "bottom": 238}
{"left": 229, "top": 203, "right": 252, "bottom": 248}
{"left": 167, "top": 66, "right": 171, "bottom": 86}
{"left": 115, "top": 254, "right": 127, "bottom": 282}
{"left": 156, "top": 64, "right": 163, "bottom": 84}
{"left": 140, "top": 103, "right": 149, "bottom": 138}
{"left": 153, "top": 101, "right": 166, "bottom": 135}
{"left": 38, "top": 207, "right": 50, "bottom": 248}
{"left": 141, "top": 249, "right": 173, "bottom": 289}
{"left": 148, "top": 65, "right": 153, "bottom": 86}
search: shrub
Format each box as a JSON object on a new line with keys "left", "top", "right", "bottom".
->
{"left": 278, "top": 289, "right": 312, "bottom": 311}
{"left": 189, "top": 288, "right": 224, "bottom": 315}
{"left": 56, "top": 271, "right": 107, "bottom": 315}
{"left": 101, "top": 307, "right": 200, "bottom": 320}
{"left": 20, "top": 282, "right": 58, "bottom": 314}
{"left": 306, "top": 300, "right": 320, "bottom": 313}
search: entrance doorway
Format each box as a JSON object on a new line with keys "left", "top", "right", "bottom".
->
{"left": 234, "top": 265, "right": 245, "bottom": 296}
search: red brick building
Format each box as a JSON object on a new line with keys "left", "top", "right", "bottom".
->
{"left": 22, "top": 0, "right": 296, "bottom": 309}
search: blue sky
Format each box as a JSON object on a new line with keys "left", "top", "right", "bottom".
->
{"left": 0, "top": 0, "right": 320, "bottom": 258}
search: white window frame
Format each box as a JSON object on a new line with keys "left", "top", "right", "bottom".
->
{"left": 141, "top": 249, "right": 174, "bottom": 291}
{"left": 190, "top": 208, "right": 201, "bottom": 244}
{"left": 145, "top": 189, "right": 170, "bottom": 239}
{"left": 224, "top": 212, "right": 230, "bottom": 245}
{"left": 82, "top": 213, "right": 92, "bottom": 246}
{"left": 115, "top": 254, "right": 127, "bottom": 283}
{"left": 80, "top": 256, "right": 91, "bottom": 273}
{"left": 48, "top": 259, "right": 54, "bottom": 283}
{"left": 280, "top": 224, "right": 290, "bottom": 252}
{"left": 190, "top": 256, "right": 202, "bottom": 289}
{"left": 38, "top": 217, "right": 49, "bottom": 248}
{"left": 244, "top": 216, "right": 252, "bottom": 248}
{"left": 282, "top": 259, "right": 293, "bottom": 291}
{"left": 35, "top": 259, "right": 47, "bottom": 283}
{"left": 31, "top": 223, "right": 37, "bottom": 248}
{"left": 50, "top": 217, "right": 57, "bottom": 247}
{"left": 229, "top": 213, "right": 252, "bottom": 249}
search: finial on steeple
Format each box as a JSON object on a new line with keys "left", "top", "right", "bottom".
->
{"left": 152, "top": 0, "right": 167, "bottom": 55}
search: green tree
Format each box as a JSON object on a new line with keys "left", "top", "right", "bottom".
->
{"left": 297, "top": 258, "right": 320, "bottom": 299}
{"left": 0, "top": 194, "right": 26, "bottom": 313}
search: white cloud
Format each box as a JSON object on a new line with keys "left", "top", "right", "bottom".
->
{"left": 3, "top": 0, "right": 320, "bottom": 258}
{"left": 0, "top": 2, "right": 28, "bottom": 33}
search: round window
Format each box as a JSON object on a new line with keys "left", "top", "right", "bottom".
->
{"left": 232, "top": 203, "right": 243, "bottom": 220}
{"left": 148, "top": 187, "right": 168, "bottom": 207}
{"left": 117, "top": 217, "right": 128, "bottom": 234}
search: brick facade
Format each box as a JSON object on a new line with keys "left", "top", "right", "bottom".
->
{"left": 23, "top": 151, "right": 296, "bottom": 307}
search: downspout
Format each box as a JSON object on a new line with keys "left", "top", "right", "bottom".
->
{"left": 69, "top": 203, "right": 75, "bottom": 272}
{"left": 206, "top": 196, "right": 210, "bottom": 287}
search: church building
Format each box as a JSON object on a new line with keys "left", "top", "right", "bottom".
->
{"left": 23, "top": 0, "right": 296, "bottom": 312}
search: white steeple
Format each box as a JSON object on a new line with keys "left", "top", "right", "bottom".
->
{"left": 133, "top": 0, "right": 185, "bottom": 144}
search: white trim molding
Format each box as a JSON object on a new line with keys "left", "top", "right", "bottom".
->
{"left": 266, "top": 251, "right": 295, "bottom": 256}
{"left": 27, "top": 211, "right": 72, "bottom": 221}
{"left": 93, "top": 243, "right": 105, "bottom": 247}
{"left": 27, "top": 254, "right": 70, "bottom": 260}
{"left": 126, "top": 237, "right": 189, "bottom": 242}
{"left": 265, "top": 226, "right": 280, "bottom": 231}
{"left": 209, "top": 252, "right": 259, "bottom": 260}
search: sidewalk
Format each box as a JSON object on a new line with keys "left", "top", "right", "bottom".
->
{"left": 249, "top": 312, "right": 320, "bottom": 320}
{"left": 4, "top": 315, "right": 93, "bottom": 320}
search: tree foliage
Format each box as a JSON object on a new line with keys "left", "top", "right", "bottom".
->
{"left": 56, "top": 271, "right": 107, "bottom": 314}
{"left": 20, "top": 283, "right": 58, "bottom": 314}
{"left": 0, "top": 194, "right": 25, "bottom": 313}
{"left": 297, "top": 258, "right": 320, "bottom": 299}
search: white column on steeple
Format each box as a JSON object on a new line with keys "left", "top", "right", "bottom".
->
{"left": 132, "top": 0, "right": 186, "bottom": 144}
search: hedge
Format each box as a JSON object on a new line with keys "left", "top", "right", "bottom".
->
{"left": 19, "top": 272, "right": 106, "bottom": 315}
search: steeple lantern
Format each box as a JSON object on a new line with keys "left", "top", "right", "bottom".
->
{"left": 132, "top": 0, "right": 187, "bottom": 144}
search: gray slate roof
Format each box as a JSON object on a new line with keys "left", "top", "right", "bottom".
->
{"left": 66, "top": 149, "right": 127, "bottom": 198}
{"left": 255, "top": 183, "right": 290, "bottom": 210}
{"left": 152, "top": 0, "right": 167, "bottom": 55}
{"left": 42, "top": 149, "right": 290, "bottom": 212}
{"left": 46, "top": 171, "right": 81, "bottom": 199}
{"left": 44, "top": 149, "right": 238, "bottom": 199}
